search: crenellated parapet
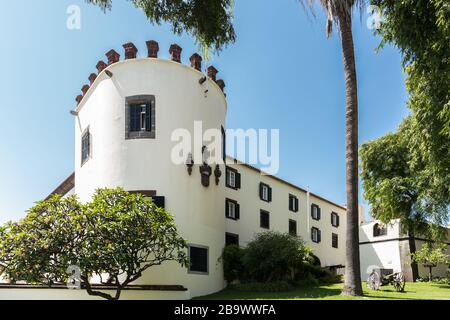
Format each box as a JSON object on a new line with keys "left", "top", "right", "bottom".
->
{"left": 76, "top": 41, "right": 226, "bottom": 105}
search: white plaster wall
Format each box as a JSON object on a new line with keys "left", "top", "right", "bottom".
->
{"left": 359, "top": 241, "right": 403, "bottom": 280}
{"left": 74, "top": 58, "right": 227, "bottom": 298}
{"left": 224, "top": 161, "right": 347, "bottom": 268}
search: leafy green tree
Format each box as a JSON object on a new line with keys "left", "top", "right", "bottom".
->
{"left": 241, "top": 232, "right": 312, "bottom": 283}
{"left": 298, "top": 0, "right": 365, "bottom": 296}
{"left": 86, "top": 0, "right": 236, "bottom": 52}
{"left": 411, "top": 242, "right": 450, "bottom": 281}
{"left": 0, "top": 189, "right": 188, "bottom": 300}
{"left": 365, "top": 0, "right": 450, "bottom": 228}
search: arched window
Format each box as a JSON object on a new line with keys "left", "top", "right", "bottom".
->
{"left": 373, "top": 223, "right": 387, "bottom": 237}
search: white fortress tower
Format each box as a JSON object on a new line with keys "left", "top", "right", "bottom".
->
{"left": 74, "top": 42, "right": 228, "bottom": 297}
{"left": 34, "top": 40, "right": 349, "bottom": 300}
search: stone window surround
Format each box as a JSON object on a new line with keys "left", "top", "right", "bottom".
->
{"left": 125, "top": 95, "right": 156, "bottom": 140}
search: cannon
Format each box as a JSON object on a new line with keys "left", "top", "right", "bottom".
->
{"left": 367, "top": 269, "right": 406, "bottom": 292}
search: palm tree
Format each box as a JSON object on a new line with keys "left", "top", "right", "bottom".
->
{"left": 299, "top": 0, "right": 364, "bottom": 296}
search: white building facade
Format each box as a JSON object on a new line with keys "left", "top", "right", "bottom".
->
{"left": 1, "top": 41, "right": 347, "bottom": 299}
{"left": 359, "top": 220, "right": 450, "bottom": 282}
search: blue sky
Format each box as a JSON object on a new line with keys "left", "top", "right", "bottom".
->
{"left": 0, "top": 0, "right": 409, "bottom": 223}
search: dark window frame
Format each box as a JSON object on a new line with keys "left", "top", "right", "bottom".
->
{"left": 225, "top": 167, "right": 241, "bottom": 190}
{"left": 259, "top": 183, "right": 272, "bottom": 202}
{"left": 331, "top": 212, "right": 340, "bottom": 228}
{"left": 289, "top": 194, "right": 299, "bottom": 212}
{"left": 225, "top": 233, "right": 239, "bottom": 247}
{"left": 260, "top": 210, "right": 270, "bottom": 229}
{"left": 225, "top": 198, "right": 240, "bottom": 220}
{"left": 188, "top": 244, "right": 209, "bottom": 275}
{"left": 311, "top": 227, "right": 321, "bottom": 243}
{"left": 311, "top": 204, "right": 321, "bottom": 221}
{"left": 332, "top": 233, "right": 339, "bottom": 248}
{"left": 81, "top": 128, "right": 91, "bottom": 166}
{"left": 289, "top": 219, "right": 297, "bottom": 236}
{"left": 125, "top": 95, "right": 156, "bottom": 140}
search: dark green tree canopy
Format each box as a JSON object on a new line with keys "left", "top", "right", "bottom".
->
{"left": 87, "top": 0, "right": 236, "bottom": 52}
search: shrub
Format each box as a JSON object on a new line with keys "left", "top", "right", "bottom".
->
{"left": 242, "top": 232, "right": 311, "bottom": 283}
{"left": 222, "top": 245, "right": 245, "bottom": 283}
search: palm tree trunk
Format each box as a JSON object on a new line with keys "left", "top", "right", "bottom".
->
{"left": 338, "top": 10, "right": 363, "bottom": 296}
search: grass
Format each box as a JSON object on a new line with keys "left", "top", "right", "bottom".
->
{"left": 195, "top": 282, "right": 450, "bottom": 300}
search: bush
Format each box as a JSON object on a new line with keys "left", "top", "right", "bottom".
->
{"left": 230, "top": 281, "right": 293, "bottom": 292}
{"left": 222, "top": 245, "right": 245, "bottom": 283}
{"left": 242, "top": 232, "right": 311, "bottom": 283}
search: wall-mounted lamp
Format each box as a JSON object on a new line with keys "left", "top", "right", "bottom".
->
{"left": 185, "top": 153, "right": 194, "bottom": 175}
{"left": 214, "top": 165, "right": 222, "bottom": 186}
{"left": 105, "top": 70, "right": 114, "bottom": 78}
{"left": 70, "top": 110, "right": 79, "bottom": 116}
{"left": 199, "top": 76, "right": 207, "bottom": 85}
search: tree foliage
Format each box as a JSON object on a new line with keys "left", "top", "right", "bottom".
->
{"left": 0, "top": 188, "right": 188, "bottom": 300}
{"left": 86, "top": 0, "right": 236, "bottom": 52}
{"left": 241, "top": 232, "right": 313, "bottom": 283}
{"left": 363, "top": 0, "right": 450, "bottom": 233}
{"left": 411, "top": 242, "right": 449, "bottom": 280}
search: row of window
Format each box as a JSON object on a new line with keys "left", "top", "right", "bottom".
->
{"left": 188, "top": 229, "right": 339, "bottom": 275}
{"left": 225, "top": 198, "right": 340, "bottom": 228}
{"left": 226, "top": 168, "right": 340, "bottom": 227}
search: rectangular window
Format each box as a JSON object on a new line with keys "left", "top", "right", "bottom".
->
{"left": 259, "top": 183, "right": 272, "bottom": 202}
{"left": 81, "top": 129, "right": 90, "bottom": 165}
{"left": 311, "top": 227, "right": 321, "bottom": 243}
{"left": 311, "top": 204, "right": 321, "bottom": 221}
{"left": 225, "top": 199, "right": 240, "bottom": 220}
{"left": 225, "top": 233, "right": 239, "bottom": 247}
{"left": 331, "top": 212, "right": 340, "bottom": 227}
{"left": 289, "top": 219, "right": 297, "bottom": 236}
{"left": 188, "top": 245, "right": 208, "bottom": 274}
{"left": 226, "top": 167, "right": 241, "bottom": 189}
{"left": 289, "top": 195, "right": 299, "bottom": 212}
{"left": 260, "top": 210, "right": 270, "bottom": 229}
{"left": 130, "top": 102, "right": 151, "bottom": 132}
{"left": 126, "top": 95, "right": 156, "bottom": 139}
{"left": 332, "top": 233, "right": 338, "bottom": 248}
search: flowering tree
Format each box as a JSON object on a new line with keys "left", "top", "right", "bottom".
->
{"left": 0, "top": 188, "right": 188, "bottom": 300}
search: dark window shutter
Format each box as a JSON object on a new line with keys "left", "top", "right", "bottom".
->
{"left": 130, "top": 104, "right": 140, "bottom": 132}
{"left": 295, "top": 198, "right": 299, "bottom": 212}
{"left": 289, "top": 196, "right": 293, "bottom": 211}
{"left": 225, "top": 200, "right": 229, "bottom": 218}
{"left": 318, "top": 207, "right": 321, "bottom": 220}
{"left": 145, "top": 103, "right": 151, "bottom": 132}
{"left": 311, "top": 229, "right": 314, "bottom": 242}
{"left": 331, "top": 213, "right": 334, "bottom": 225}
{"left": 236, "top": 172, "right": 241, "bottom": 189}
{"left": 318, "top": 229, "right": 322, "bottom": 243}
{"left": 259, "top": 183, "right": 263, "bottom": 200}
{"left": 337, "top": 215, "right": 340, "bottom": 227}
{"left": 268, "top": 187, "right": 272, "bottom": 202}
{"left": 235, "top": 203, "right": 240, "bottom": 220}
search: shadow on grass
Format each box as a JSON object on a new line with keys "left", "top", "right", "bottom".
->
{"left": 195, "top": 286, "right": 343, "bottom": 300}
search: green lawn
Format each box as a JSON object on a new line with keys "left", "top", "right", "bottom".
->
{"left": 195, "top": 282, "right": 450, "bottom": 300}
